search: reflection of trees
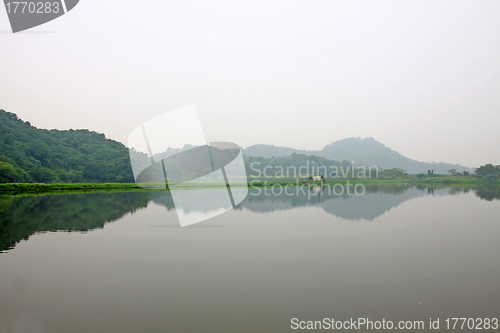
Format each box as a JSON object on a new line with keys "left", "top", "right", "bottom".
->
{"left": 2, "top": 184, "right": 498, "bottom": 252}
{"left": 0, "top": 192, "right": 166, "bottom": 252}
{"left": 474, "top": 187, "right": 500, "bottom": 201}
{"left": 448, "top": 187, "right": 470, "bottom": 195}
{"left": 363, "top": 184, "right": 407, "bottom": 195}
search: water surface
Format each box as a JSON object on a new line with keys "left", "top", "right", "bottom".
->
{"left": 0, "top": 186, "right": 499, "bottom": 332}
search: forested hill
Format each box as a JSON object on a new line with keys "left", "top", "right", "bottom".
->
{"left": 0, "top": 109, "right": 481, "bottom": 183}
{"left": 0, "top": 109, "right": 134, "bottom": 183}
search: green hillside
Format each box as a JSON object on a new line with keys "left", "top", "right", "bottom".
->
{"left": 0, "top": 109, "right": 134, "bottom": 183}
{"left": 1, "top": 109, "right": 495, "bottom": 184}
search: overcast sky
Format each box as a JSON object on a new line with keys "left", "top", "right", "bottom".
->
{"left": 1, "top": 0, "right": 499, "bottom": 167}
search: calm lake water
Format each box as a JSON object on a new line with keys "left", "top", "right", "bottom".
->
{"left": 0, "top": 185, "right": 499, "bottom": 332}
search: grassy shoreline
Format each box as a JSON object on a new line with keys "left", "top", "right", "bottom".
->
{"left": 0, "top": 177, "right": 498, "bottom": 195}
{"left": 0, "top": 183, "right": 147, "bottom": 195}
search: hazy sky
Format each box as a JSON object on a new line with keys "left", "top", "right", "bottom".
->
{"left": 1, "top": 0, "right": 499, "bottom": 167}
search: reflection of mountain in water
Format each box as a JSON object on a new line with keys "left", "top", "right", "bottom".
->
{"left": 238, "top": 185, "right": 469, "bottom": 221}
{"left": 0, "top": 186, "right": 495, "bottom": 252}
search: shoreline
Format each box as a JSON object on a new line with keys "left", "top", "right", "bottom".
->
{"left": 0, "top": 177, "right": 497, "bottom": 195}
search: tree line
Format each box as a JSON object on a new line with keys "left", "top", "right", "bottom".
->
{"left": 1, "top": 109, "right": 498, "bottom": 184}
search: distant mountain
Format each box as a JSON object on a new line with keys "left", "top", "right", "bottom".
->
{"left": 243, "top": 137, "right": 471, "bottom": 174}
{"left": 0, "top": 109, "right": 472, "bottom": 183}
{"left": 243, "top": 144, "right": 310, "bottom": 159}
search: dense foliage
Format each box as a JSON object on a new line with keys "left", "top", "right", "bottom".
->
{"left": 0, "top": 109, "right": 134, "bottom": 183}
{"left": 474, "top": 164, "right": 500, "bottom": 178}
{"left": 1, "top": 109, "right": 498, "bottom": 185}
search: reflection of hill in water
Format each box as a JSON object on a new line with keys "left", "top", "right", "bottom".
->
{"left": 239, "top": 186, "right": 461, "bottom": 221}
{"left": 0, "top": 192, "right": 168, "bottom": 252}
{"left": 0, "top": 186, "right": 495, "bottom": 252}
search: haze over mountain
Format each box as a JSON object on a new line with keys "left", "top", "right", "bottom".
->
{"left": 0, "top": 109, "right": 474, "bottom": 182}
{"left": 243, "top": 137, "right": 471, "bottom": 174}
